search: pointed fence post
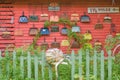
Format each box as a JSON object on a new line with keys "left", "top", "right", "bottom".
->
{"left": 79, "top": 49, "right": 82, "bottom": 80}
{"left": 86, "top": 49, "right": 90, "bottom": 80}
{"left": 0, "top": 51, "right": 2, "bottom": 75}
{"left": 5, "top": 51, "right": 10, "bottom": 79}
{"left": 13, "top": 51, "right": 16, "bottom": 79}
{"left": 93, "top": 50, "right": 97, "bottom": 80}
{"left": 34, "top": 55, "right": 38, "bottom": 80}
{"left": 20, "top": 55, "right": 24, "bottom": 79}
{"left": 100, "top": 50, "right": 104, "bottom": 80}
{"left": 41, "top": 51, "right": 45, "bottom": 80}
{"left": 71, "top": 50, "right": 75, "bottom": 80}
{"left": 48, "top": 64, "right": 53, "bottom": 80}
{"left": 27, "top": 52, "right": 31, "bottom": 79}
{"left": 108, "top": 50, "right": 112, "bottom": 80}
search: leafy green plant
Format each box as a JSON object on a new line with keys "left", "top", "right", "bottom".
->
{"left": 105, "top": 34, "right": 120, "bottom": 51}
{"left": 66, "top": 29, "right": 93, "bottom": 53}
{"left": 105, "top": 36, "right": 116, "bottom": 51}
{"left": 44, "top": 20, "right": 51, "bottom": 28}
{"left": 58, "top": 64, "right": 71, "bottom": 80}
{"left": 112, "top": 53, "right": 120, "bottom": 80}
{"left": 59, "top": 18, "right": 75, "bottom": 27}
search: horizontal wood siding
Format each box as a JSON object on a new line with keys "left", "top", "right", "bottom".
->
{"left": 0, "top": 0, "right": 120, "bottom": 53}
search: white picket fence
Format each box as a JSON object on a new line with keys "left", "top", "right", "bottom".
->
{"left": 0, "top": 49, "right": 114, "bottom": 80}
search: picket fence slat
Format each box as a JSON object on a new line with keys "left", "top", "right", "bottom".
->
{"left": 6, "top": 51, "right": 10, "bottom": 79}
{"left": 93, "top": 50, "right": 97, "bottom": 80}
{"left": 101, "top": 50, "right": 104, "bottom": 80}
{"left": 13, "top": 51, "right": 16, "bottom": 79}
{"left": 79, "top": 49, "right": 82, "bottom": 80}
{"left": 71, "top": 50, "right": 75, "bottom": 80}
{"left": 108, "top": 50, "right": 112, "bottom": 80}
{"left": 48, "top": 65, "right": 53, "bottom": 80}
{"left": 41, "top": 51, "right": 45, "bottom": 80}
{"left": 0, "top": 51, "right": 2, "bottom": 75}
{"left": 20, "top": 56, "right": 24, "bottom": 79}
{"left": 27, "top": 52, "right": 31, "bottom": 78}
{"left": 86, "top": 49, "right": 90, "bottom": 80}
{"left": 34, "top": 55, "right": 38, "bottom": 80}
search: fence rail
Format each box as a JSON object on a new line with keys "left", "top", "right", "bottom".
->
{"left": 0, "top": 49, "right": 115, "bottom": 80}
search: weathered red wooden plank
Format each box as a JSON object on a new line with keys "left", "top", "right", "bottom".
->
{"left": 0, "top": 40, "right": 15, "bottom": 43}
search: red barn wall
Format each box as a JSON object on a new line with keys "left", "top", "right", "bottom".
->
{"left": 0, "top": 0, "right": 120, "bottom": 53}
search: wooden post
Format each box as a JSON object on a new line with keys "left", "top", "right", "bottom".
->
{"left": 71, "top": 50, "right": 75, "bottom": 80}
{"left": 20, "top": 49, "right": 24, "bottom": 79}
{"left": 108, "top": 50, "right": 112, "bottom": 80}
{"left": 93, "top": 50, "right": 97, "bottom": 80}
{"left": 100, "top": 50, "right": 104, "bottom": 80}
{"left": 20, "top": 56, "right": 24, "bottom": 79}
{"left": 5, "top": 51, "right": 10, "bottom": 79}
{"left": 0, "top": 51, "right": 2, "bottom": 75}
{"left": 41, "top": 51, "right": 45, "bottom": 80}
{"left": 27, "top": 52, "right": 31, "bottom": 78}
{"left": 79, "top": 49, "right": 83, "bottom": 80}
{"left": 34, "top": 55, "right": 38, "bottom": 80}
{"left": 48, "top": 64, "right": 53, "bottom": 80}
{"left": 13, "top": 51, "right": 16, "bottom": 79}
{"left": 86, "top": 49, "right": 90, "bottom": 80}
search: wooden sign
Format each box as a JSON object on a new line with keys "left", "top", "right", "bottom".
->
{"left": 88, "top": 7, "right": 119, "bottom": 13}
{"left": 48, "top": 6, "right": 60, "bottom": 11}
